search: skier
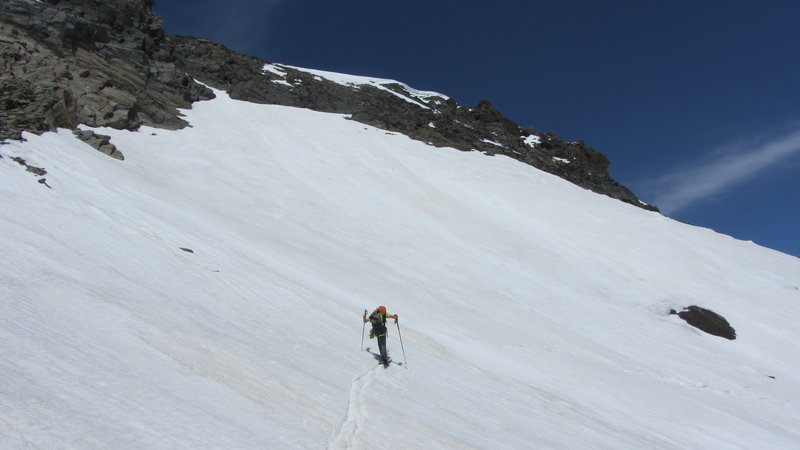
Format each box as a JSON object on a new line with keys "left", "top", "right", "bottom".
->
{"left": 363, "top": 306, "right": 398, "bottom": 367}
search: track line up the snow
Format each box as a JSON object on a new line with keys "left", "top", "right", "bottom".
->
{"left": 328, "top": 365, "right": 378, "bottom": 449}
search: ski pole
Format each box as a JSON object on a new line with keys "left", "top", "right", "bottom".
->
{"left": 395, "top": 319, "right": 407, "bottom": 367}
{"left": 361, "top": 309, "right": 367, "bottom": 351}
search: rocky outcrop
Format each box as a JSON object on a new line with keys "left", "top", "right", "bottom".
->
{"left": 0, "top": 0, "right": 212, "bottom": 141}
{"left": 0, "top": 0, "right": 656, "bottom": 211}
{"left": 73, "top": 129, "right": 123, "bottom": 160}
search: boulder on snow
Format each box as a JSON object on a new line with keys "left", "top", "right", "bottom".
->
{"left": 671, "top": 305, "right": 736, "bottom": 340}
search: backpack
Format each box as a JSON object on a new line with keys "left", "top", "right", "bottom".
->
{"left": 369, "top": 309, "right": 387, "bottom": 335}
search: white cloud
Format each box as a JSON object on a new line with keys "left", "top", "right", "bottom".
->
{"left": 646, "top": 126, "right": 800, "bottom": 214}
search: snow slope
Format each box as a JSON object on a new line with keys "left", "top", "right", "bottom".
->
{"left": 2, "top": 88, "right": 799, "bottom": 449}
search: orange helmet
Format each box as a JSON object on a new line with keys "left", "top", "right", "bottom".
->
{"left": 378, "top": 305, "right": 387, "bottom": 314}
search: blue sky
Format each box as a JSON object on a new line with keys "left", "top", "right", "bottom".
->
{"left": 152, "top": 0, "right": 799, "bottom": 257}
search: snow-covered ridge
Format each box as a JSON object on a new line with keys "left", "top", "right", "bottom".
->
{"left": 262, "top": 63, "right": 448, "bottom": 110}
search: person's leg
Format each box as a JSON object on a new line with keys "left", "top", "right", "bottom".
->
{"left": 377, "top": 335, "right": 388, "bottom": 366}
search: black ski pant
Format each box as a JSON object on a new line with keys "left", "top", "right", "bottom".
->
{"left": 377, "top": 334, "right": 388, "bottom": 365}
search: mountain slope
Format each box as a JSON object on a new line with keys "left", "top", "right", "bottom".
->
{"left": 2, "top": 88, "right": 799, "bottom": 449}
{"left": 0, "top": 0, "right": 653, "bottom": 210}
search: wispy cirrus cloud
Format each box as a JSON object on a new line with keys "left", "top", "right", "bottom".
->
{"left": 645, "top": 125, "right": 800, "bottom": 214}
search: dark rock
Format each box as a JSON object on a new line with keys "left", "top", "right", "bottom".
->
{"left": 0, "top": 0, "right": 212, "bottom": 141}
{"left": 671, "top": 306, "right": 737, "bottom": 340}
{"left": 470, "top": 100, "right": 521, "bottom": 136}
{"left": 73, "top": 129, "right": 124, "bottom": 160}
{"left": 11, "top": 156, "right": 46, "bottom": 176}
{"left": 9, "top": 155, "right": 50, "bottom": 188}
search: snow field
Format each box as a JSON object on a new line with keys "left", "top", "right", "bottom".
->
{"left": 2, "top": 88, "right": 799, "bottom": 448}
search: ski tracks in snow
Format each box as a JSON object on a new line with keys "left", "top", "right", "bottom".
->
{"left": 328, "top": 365, "right": 378, "bottom": 449}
